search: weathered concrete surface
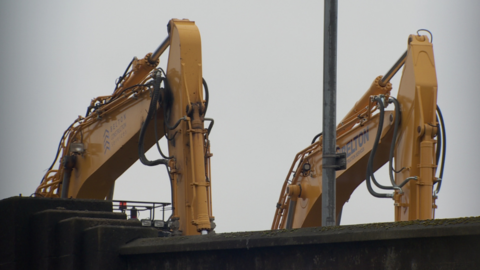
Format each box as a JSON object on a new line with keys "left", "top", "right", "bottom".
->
{"left": 120, "top": 217, "right": 480, "bottom": 270}
{"left": 2, "top": 196, "right": 479, "bottom": 269}
{"left": 57, "top": 217, "right": 144, "bottom": 270}
{"left": 32, "top": 209, "right": 127, "bottom": 268}
{"left": 83, "top": 225, "right": 158, "bottom": 270}
{"left": 0, "top": 196, "right": 157, "bottom": 270}
{"left": 0, "top": 196, "right": 112, "bottom": 270}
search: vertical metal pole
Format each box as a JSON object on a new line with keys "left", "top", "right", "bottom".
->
{"left": 322, "top": 0, "right": 338, "bottom": 227}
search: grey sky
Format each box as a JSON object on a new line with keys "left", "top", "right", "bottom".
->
{"left": 1, "top": 1, "right": 479, "bottom": 233}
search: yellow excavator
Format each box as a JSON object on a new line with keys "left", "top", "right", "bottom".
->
{"left": 35, "top": 19, "right": 444, "bottom": 235}
{"left": 35, "top": 19, "right": 214, "bottom": 236}
{"left": 273, "top": 31, "right": 444, "bottom": 229}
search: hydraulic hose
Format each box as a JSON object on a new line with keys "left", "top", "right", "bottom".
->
{"left": 86, "top": 83, "right": 153, "bottom": 117}
{"left": 151, "top": 72, "right": 173, "bottom": 160}
{"left": 138, "top": 73, "right": 168, "bottom": 166}
{"left": 365, "top": 96, "right": 393, "bottom": 198}
{"left": 165, "top": 116, "right": 186, "bottom": 130}
{"left": 434, "top": 105, "right": 446, "bottom": 194}
{"left": 387, "top": 97, "right": 403, "bottom": 191}
{"left": 311, "top": 132, "right": 323, "bottom": 144}
{"left": 158, "top": 74, "right": 187, "bottom": 131}
{"left": 370, "top": 173, "right": 395, "bottom": 190}
{"left": 113, "top": 57, "right": 135, "bottom": 93}
{"left": 165, "top": 131, "right": 178, "bottom": 141}
{"left": 154, "top": 100, "right": 173, "bottom": 159}
{"left": 202, "top": 78, "right": 209, "bottom": 116}
{"left": 435, "top": 115, "right": 442, "bottom": 168}
{"left": 368, "top": 97, "right": 394, "bottom": 190}
{"left": 204, "top": 118, "right": 214, "bottom": 135}
{"left": 161, "top": 78, "right": 208, "bottom": 131}
{"left": 40, "top": 120, "right": 78, "bottom": 185}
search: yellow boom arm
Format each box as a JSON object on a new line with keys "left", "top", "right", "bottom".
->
{"left": 36, "top": 19, "right": 213, "bottom": 235}
{"left": 273, "top": 33, "right": 440, "bottom": 229}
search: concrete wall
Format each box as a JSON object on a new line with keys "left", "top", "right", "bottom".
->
{"left": 0, "top": 197, "right": 157, "bottom": 270}
{"left": 1, "top": 197, "right": 479, "bottom": 270}
{"left": 120, "top": 218, "right": 480, "bottom": 270}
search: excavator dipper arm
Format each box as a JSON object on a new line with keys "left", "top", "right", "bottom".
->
{"left": 273, "top": 33, "right": 441, "bottom": 229}
{"left": 36, "top": 19, "right": 213, "bottom": 236}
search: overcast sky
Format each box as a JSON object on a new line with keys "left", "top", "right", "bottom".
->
{"left": 1, "top": 1, "right": 479, "bottom": 233}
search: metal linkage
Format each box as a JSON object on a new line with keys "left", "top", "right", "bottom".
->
{"left": 379, "top": 51, "right": 407, "bottom": 87}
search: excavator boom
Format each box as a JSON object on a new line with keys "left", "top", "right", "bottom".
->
{"left": 273, "top": 33, "right": 441, "bottom": 229}
{"left": 36, "top": 19, "right": 213, "bottom": 236}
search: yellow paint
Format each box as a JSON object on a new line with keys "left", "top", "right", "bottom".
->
{"left": 273, "top": 34, "right": 439, "bottom": 229}
{"left": 36, "top": 19, "right": 213, "bottom": 236}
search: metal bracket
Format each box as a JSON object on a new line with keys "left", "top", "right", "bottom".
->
{"left": 323, "top": 152, "right": 347, "bottom": 171}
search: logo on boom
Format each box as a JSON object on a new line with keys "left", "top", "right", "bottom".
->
{"left": 103, "top": 129, "right": 110, "bottom": 154}
{"left": 338, "top": 127, "right": 369, "bottom": 159}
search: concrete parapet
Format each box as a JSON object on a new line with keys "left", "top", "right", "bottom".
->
{"left": 0, "top": 196, "right": 112, "bottom": 269}
{"left": 0, "top": 197, "right": 160, "bottom": 270}
{"left": 32, "top": 209, "right": 127, "bottom": 266}
{"left": 57, "top": 217, "right": 141, "bottom": 270}
{"left": 2, "top": 196, "right": 479, "bottom": 269}
{"left": 83, "top": 225, "right": 158, "bottom": 270}
{"left": 120, "top": 217, "right": 480, "bottom": 270}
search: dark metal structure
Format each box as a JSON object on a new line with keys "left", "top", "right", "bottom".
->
{"left": 322, "top": 0, "right": 339, "bottom": 227}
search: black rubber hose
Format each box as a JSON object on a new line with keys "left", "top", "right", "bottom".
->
{"left": 165, "top": 131, "right": 178, "bottom": 141}
{"left": 435, "top": 114, "right": 442, "bottom": 167}
{"left": 138, "top": 74, "right": 168, "bottom": 166}
{"left": 204, "top": 118, "right": 214, "bottom": 135}
{"left": 40, "top": 122, "right": 76, "bottom": 184}
{"left": 158, "top": 74, "right": 185, "bottom": 131}
{"left": 369, "top": 97, "right": 395, "bottom": 190}
{"left": 435, "top": 105, "right": 446, "bottom": 193}
{"left": 311, "top": 132, "right": 322, "bottom": 144}
{"left": 370, "top": 172, "right": 394, "bottom": 190}
{"left": 151, "top": 75, "right": 172, "bottom": 159}
{"left": 111, "top": 83, "right": 152, "bottom": 101}
{"left": 165, "top": 116, "right": 186, "bottom": 130}
{"left": 154, "top": 69, "right": 175, "bottom": 221}
{"left": 86, "top": 83, "right": 152, "bottom": 117}
{"left": 113, "top": 57, "right": 135, "bottom": 93}
{"left": 203, "top": 78, "right": 209, "bottom": 116}
{"left": 365, "top": 96, "right": 393, "bottom": 198}
{"left": 154, "top": 93, "right": 173, "bottom": 159}
{"left": 388, "top": 97, "right": 402, "bottom": 190}
{"left": 85, "top": 106, "right": 94, "bottom": 117}
{"left": 162, "top": 78, "right": 208, "bottom": 131}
